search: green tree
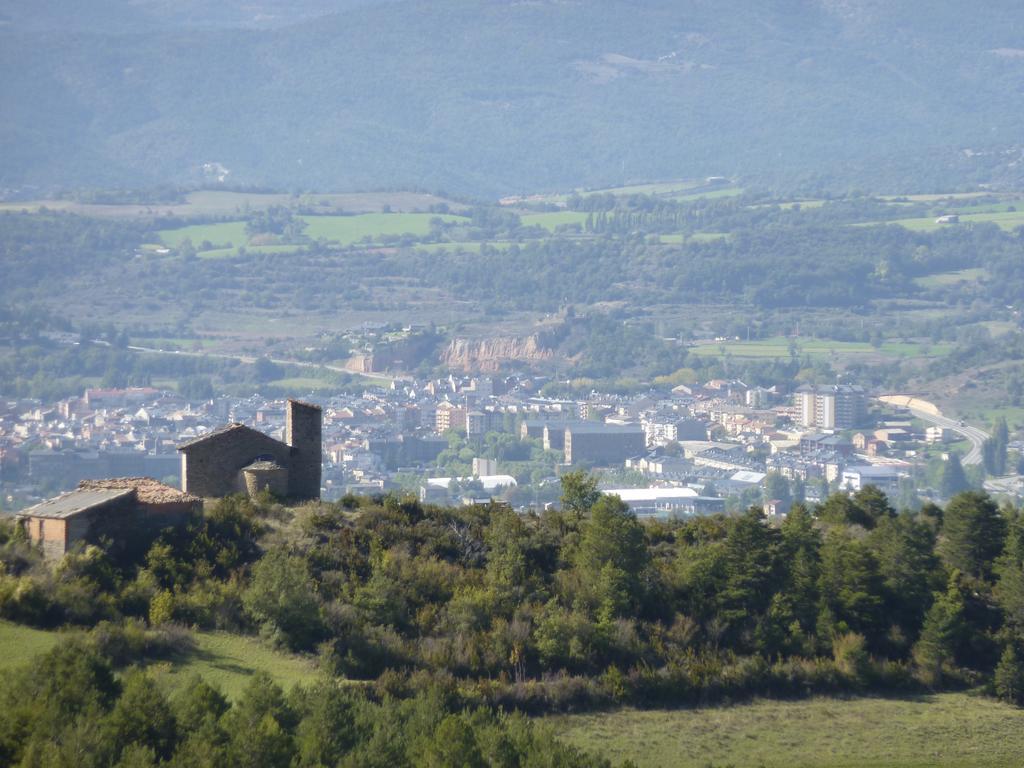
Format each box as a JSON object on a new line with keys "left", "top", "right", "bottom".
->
{"left": 293, "top": 680, "right": 357, "bottom": 768}
{"left": 939, "top": 454, "right": 970, "bottom": 498}
{"left": 912, "top": 572, "right": 967, "bottom": 687}
{"left": 867, "top": 514, "right": 939, "bottom": 644}
{"left": 574, "top": 495, "right": 649, "bottom": 615}
{"left": 817, "top": 492, "right": 873, "bottom": 528}
{"left": 995, "top": 644, "right": 1024, "bottom": 705}
{"left": 420, "top": 714, "right": 485, "bottom": 768}
{"left": 223, "top": 673, "right": 296, "bottom": 768}
{"left": 560, "top": 471, "right": 601, "bottom": 520}
{"left": 816, "top": 531, "right": 885, "bottom": 646}
{"left": 716, "top": 508, "right": 781, "bottom": 649}
{"left": 243, "top": 549, "right": 323, "bottom": 650}
{"left": 106, "top": 671, "right": 178, "bottom": 762}
{"left": 938, "top": 491, "right": 1007, "bottom": 581}
{"left": 996, "top": 513, "right": 1024, "bottom": 633}
{"left": 852, "top": 485, "right": 896, "bottom": 526}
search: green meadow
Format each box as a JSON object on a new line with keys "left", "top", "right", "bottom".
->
{"left": 913, "top": 267, "right": 989, "bottom": 289}
{"left": 156, "top": 213, "right": 467, "bottom": 256}
{"left": 0, "top": 621, "right": 319, "bottom": 700}
{"left": 157, "top": 221, "right": 248, "bottom": 249}
{"left": 0, "top": 620, "right": 62, "bottom": 670}
{"left": 689, "top": 336, "right": 950, "bottom": 359}
{"left": 543, "top": 694, "right": 1024, "bottom": 768}
{"left": 866, "top": 209, "right": 1024, "bottom": 233}
{"left": 149, "top": 630, "right": 320, "bottom": 700}
{"left": 301, "top": 212, "right": 463, "bottom": 243}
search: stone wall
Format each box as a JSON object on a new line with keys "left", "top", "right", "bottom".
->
{"left": 285, "top": 400, "right": 322, "bottom": 499}
{"left": 182, "top": 427, "right": 292, "bottom": 498}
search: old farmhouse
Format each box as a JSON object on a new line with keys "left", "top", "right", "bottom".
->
{"left": 177, "top": 399, "right": 322, "bottom": 500}
{"left": 17, "top": 477, "right": 200, "bottom": 560}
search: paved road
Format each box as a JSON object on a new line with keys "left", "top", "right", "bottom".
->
{"left": 125, "top": 345, "right": 397, "bottom": 386}
{"left": 906, "top": 407, "right": 989, "bottom": 466}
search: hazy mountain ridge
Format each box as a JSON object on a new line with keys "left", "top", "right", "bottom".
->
{"left": 3, "top": 0, "right": 1024, "bottom": 195}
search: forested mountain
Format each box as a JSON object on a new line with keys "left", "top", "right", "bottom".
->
{"left": 3, "top": 1, "right": 1024, "bottom": 195}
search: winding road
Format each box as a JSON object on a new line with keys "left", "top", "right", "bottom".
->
{"left": 876, "top": 395, "right": 988, "bottom": 465}
{"left": 909, "top": 408, "right": 989, "bottom": 466}
{"left": 125, "top": 345, "right": 398, "bottom": 386}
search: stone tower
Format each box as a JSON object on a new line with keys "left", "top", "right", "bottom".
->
{"left": 286, "top": 399, "right": 322, "bottom": 499}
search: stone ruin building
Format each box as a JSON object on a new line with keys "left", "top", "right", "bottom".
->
{"left": 16, "top": 477, "right": 200, "bottom": 561}
{"left": 177, "top": 399, "right": 322, "bottom": 500}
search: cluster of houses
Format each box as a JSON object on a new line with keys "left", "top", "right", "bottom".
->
{"left": 1, "top": 372, "right": 956, "bottom": 559}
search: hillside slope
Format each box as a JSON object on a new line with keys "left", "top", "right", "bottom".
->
{"left": 3, "top": 0, "right": 1024, "bottom": 195}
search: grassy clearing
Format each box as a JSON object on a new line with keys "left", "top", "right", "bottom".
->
{"left": 868, "top": 210, "right": 1024, "bottom": 233}
{"left": 544, "top": 694, "right": 1024, "bottom": 768}
{"left": 0, "top": 620, "right": 62, "bottom": 672}
{"left": 301, "top": 213, "right": 463, "bottom": 244}
{"left": 0, "top": 621, "right": 319, "bottom": 700}
{"left": 914, "top": 268, "right": 989, "bottom": 289}
{"left": 156, "top": 214, "right": 466, "bottom": 256}
{"left": 669, "top": 186, "right": 745, "bottom": 202}
{"left": 157, "top": 221, "right": 248, "bottom": 249}
{"left": 960, "top": 406, "right": 1024, "bottom": 431}
{"left": 268, "top": 376, "right": 340, "bottom": 391}
{"left": 880, "top": 192, "right": 993, "bottom": 203}
{"left": 583, "top": 180, "right": 705, "bottom": 196}
{"left": 150, "top": 631, "right": 320, "bottom": 700}
{"left": 689, "top": 336, "right": 951, "bottom": 359}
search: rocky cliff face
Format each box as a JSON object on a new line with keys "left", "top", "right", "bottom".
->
{"left": 441, "top": 334, "right": 555, "bottom": 372}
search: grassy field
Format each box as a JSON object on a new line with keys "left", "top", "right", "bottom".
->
{"left": 0, "top": 190, "right": 458, "bottom": 218}
{"left": 583, "top": 180, "right": 706, "bottom": 196}
{"left": 545, "top": 694, "right": 1024, "bottom": 768}
{"left": 268, "top": 376, "right": 341, "bottom": 391}
{"left": 157, "top": 221, "right": 248, "bottom": 249}
{"left": 689, "top": 336, "right": 951, "bottom": 359}
{"left": 914, "top": 267, "right": 989, "bottom": 289}
{"left": 0, "top": 621, "right": 319, "bottom": 700}
{"left": 301, "top": 212, "right": 463, "bottom": 243}
{"left": 869, "top": 210, "right": 1024, "bottom": 233}
{"left": 669, "top": 186, "right": 745, "bottom": 202}
{"left": 150, "top": 631, "right": 320, "bottom": 700}
{"left": 156, "top": 213, "right": 466, "bottom": 256}
{"left": 0, "top": 620, "right": 62, "bottom": 672}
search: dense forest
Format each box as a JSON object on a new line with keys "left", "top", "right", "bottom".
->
{"left": 4, "top": 479, "right": 1024, "bottom": 764}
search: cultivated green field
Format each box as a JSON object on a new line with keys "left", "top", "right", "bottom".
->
{"left": 584, "top": 180, "right": 706, "bottom": 196}
{"left": 545, "top": 694, "right": 1024, "bottom": 768}
{"left": 914, "top": 268, "right": 989, "bottom": 289}
{"left": 157, "top": 221, "right": 248, "bottom": 249}
{"left": 301, "top": 213, "right": 464, "bottom": 243}
{"left": 670, "top": 186, "right": 745, "bottom": 202}
{"left": 155, "top": 213, "right": 467, "bottom": 255}
{"left": 689, "top": 336, "right": 951, "bottom": 359}
{"left": 0, "top": 190, "right": 457, "bottom": 218}
{"left": 869, "top": 210, "right": 1024, "bottom": 233}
